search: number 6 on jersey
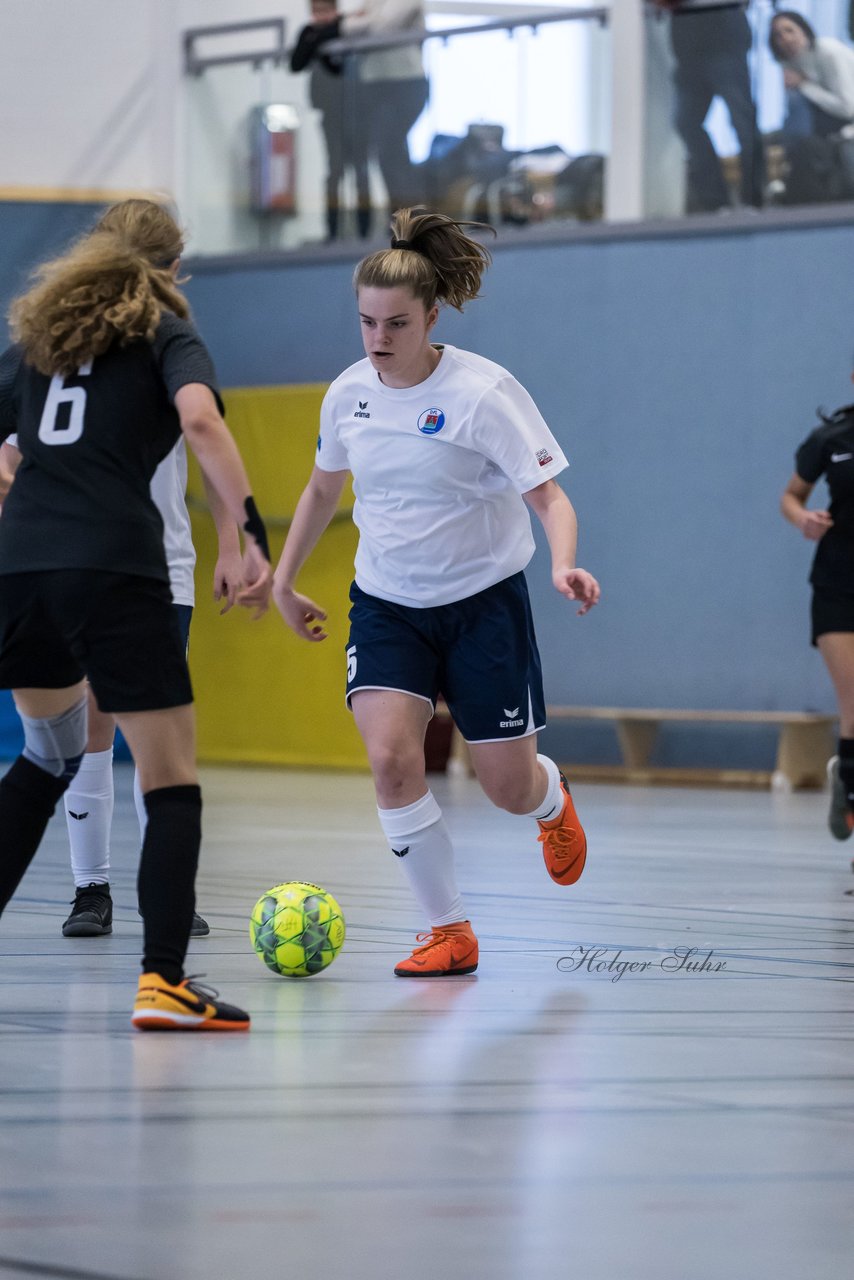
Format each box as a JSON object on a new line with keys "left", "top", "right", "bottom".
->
{"left": 38, "top": 360, "right": 93, "bottom": 445}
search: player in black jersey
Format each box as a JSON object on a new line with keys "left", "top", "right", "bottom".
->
{"left": 782, "top": 395, "right": 854, "bottom": 842}
{"left": 0, "top": 199, "right": 271, "bottom": 1030}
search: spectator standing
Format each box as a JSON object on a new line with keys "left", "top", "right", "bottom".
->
{"left": 339, "top": 0, "right": 429, "bottom": 215}
{"left": 291, "top": 0, "right": 372, "bottom": 240}
{"left": 655, "top": 1, "right": 765, "bottom": 211}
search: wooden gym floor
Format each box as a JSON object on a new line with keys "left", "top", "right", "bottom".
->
{"left": 1, "top": 764, "right": 853, "bottom": 1280}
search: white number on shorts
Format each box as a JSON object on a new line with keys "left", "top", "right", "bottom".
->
{"left": 346, "top": 644, "right": 357, "bottom": 683}
{"left": 38, "top": 360, "right": 93, "bottom": 446}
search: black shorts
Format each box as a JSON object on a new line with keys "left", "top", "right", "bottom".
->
{"left": 811, "top": 586, "right": 854, "bottom": 646}
{"left": 0, "top": 570, "right": 193, "bottom": 712}
{"left": 345, "top": 572, "right": 546, "bottom": 743}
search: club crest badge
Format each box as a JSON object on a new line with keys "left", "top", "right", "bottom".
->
{"left": 417, "top": 407, "right": 446, "bottom": 435}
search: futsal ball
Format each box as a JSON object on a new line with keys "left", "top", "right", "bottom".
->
{"left": 249, "top": 881, "right": 345, "bottom": 977}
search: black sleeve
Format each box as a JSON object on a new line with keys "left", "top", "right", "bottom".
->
{"left": 0, "top": 345, "right": 22, "bottom": 443}
{"left": 291, "top": 24, "right": 320, "bottom": 72}
{"left": 152, "top": 314, "right": 225, "bottom": 416}
{"left": 795, "top": 428, "right": 826, "bottom": 484}
{"left": 290, "top": 19, "right": 341, "bottom": 72}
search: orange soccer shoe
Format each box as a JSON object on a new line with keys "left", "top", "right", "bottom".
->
{"left": 537, "top": 772, "right": 587, "bottom": 885}
{"left": 131, "top": 973, "right": 250, "bottom": 1031}
{"left": 394, "top": 920, "right": 479, "bottom": 977}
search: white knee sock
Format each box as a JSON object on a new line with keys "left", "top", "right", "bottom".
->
{"left": 63, "top": 748, "right": 114, "bottom": 887}
{"left": 132, "top": 767, "right": 147, "bottom": 842}
{"left": 524, "top": 753, "right": 564, "bottom": 821}
{"left": 377, "top": 791, "right": 465, "bottom": 928}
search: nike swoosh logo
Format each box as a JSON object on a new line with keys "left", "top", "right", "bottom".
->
{"left": 831, "top": 453, "right": 853, "bottom": 462}
{"left": 68, "top": 811, "right": 89, "bottom": 820}
{"left": 146, "top": 987, "right": 210, "bottom": 1016}
{"left": 392, "top": 846, "right": 410, "bottom": 858}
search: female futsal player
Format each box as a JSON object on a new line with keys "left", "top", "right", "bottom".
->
{"left": 0, "top": 198, "right": 271, "bottom": 1029}
{"left": 1, "top": 433, "right": 234, "bottom": 938}
{"left": 782, "top": 390, "right": 854, "bottom": 840}
{"left": 274, "top": 207, "right": 599, "bottom": 976}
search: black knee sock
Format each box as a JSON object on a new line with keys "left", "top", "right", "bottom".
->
{"left": 839, "top": 738, "right": 854, "bottom": 809}
{"left": 0, "top": 756, "right": 69, "bottom": 913}
{"left": 138, "top": 785, "right": 201, "bottom": 987}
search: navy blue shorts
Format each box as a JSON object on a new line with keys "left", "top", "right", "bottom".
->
{"left": 345, "top": 572, "right": 546, "bottom": 743}
{"left": 174, "top": 603, "right": 193, "bottom": 657}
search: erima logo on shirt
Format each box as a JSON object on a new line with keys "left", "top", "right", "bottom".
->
{"left": 536, "top": 447, "right": 553, "bottom": 467}
{"left": 831, "top": 452, "right": 853, "bottom": 462}
{"left": 417, "top": 407, "right": 445, "bottom": 435}
{"left": 392, "top": 846, "right": 410, "bottom": 858}
{"left": 354, "top": 400, "right": 370, "bottom": 419}
{"left": 500, "top": 707, "right": 524, "bottom": 728}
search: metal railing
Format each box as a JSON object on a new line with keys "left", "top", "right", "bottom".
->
{"left": 183, "top": 18, "right": 289, "bottom": 75}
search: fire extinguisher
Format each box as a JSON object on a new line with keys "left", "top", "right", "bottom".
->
{"left": 250, "top": 103, "right": 298, "bottom": 213}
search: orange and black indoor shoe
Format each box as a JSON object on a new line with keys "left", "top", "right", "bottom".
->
{"left": 131, "top": 973, "right": 250, "bottom": 1031}
{"left": 537, "top": 772, "right": 587, "bottom": 885}
{"left": 394, "top": 920, "right": 479, "bottom": 977}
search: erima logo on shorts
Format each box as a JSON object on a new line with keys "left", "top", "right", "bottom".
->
{"left": 354, "top": 400, "right": 370, "bottom": 419}
{"left": 500, "top": 706, "right": 524, "bottom": 728}
{"left": 417, "top": 407, "right": 445, "bottom": 435}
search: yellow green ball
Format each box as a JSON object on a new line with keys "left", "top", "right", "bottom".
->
{"left": 249, "top": 881, "right": 345, "bottom": 977}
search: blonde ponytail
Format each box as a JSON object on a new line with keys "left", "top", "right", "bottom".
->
{"left": 354, "top": 207, "right": 494, "bottom": 312}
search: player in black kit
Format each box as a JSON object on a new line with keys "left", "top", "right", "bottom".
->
{"left": 0, "top": 199, "right": 271, "bottom": 1030}
{"left": 782, "top": 392, "right": 854, "bottom": 842}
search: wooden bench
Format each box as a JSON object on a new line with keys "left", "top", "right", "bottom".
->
{"left": 445, "top": 706, "right": 837, "bottom": 790}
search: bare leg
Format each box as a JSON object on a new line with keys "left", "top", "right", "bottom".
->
{"left": 469, "top": 733, "right": 586, "bottom": 885}
{"left": 350, "top": 688, "right": 431, "bottom": 809}
{"left": 817, "top": 633, "right": 854, "bottom": 737}
{"left": 467, "top": 734, "right": 548, "bottom": 814}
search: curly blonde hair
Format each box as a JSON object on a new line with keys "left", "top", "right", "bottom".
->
{"left": 354, "top": 207, "right": 494, "bottom": 311}
{"left": 9, "top": 199, "right": 190, "bottom": 376}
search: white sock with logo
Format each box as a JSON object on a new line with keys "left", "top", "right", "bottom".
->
{"left": 63, "top": 748, "right": 113, "bottom": 887}
{"left": 524, "top": 754, "right": 564, "bottom": 822}
{"left": 377, "top": 790, "right": 465, "bottom": 928}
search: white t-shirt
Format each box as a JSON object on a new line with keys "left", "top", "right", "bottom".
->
{"left": 149, "top": 438, "right": 195, "bottom": 607}
{"left": 315, "top": 344, "right": 568, "bottom": 607}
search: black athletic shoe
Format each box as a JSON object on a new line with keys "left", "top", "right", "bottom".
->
{"left": 137, "top": 907, "right": 211, "bottom": 936}
{"left": 190, "top": 912, "right": 211, "bottom": 937}
{"left": 62, "top": 883, "right": 113, "bottom": 937}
